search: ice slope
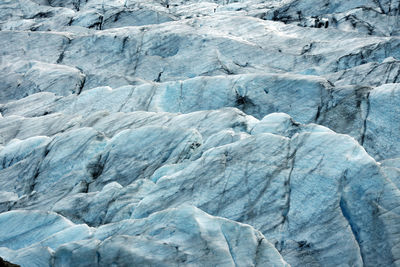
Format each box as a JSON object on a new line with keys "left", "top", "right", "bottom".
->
{"left": 0, "top": 0, "right": 400, "bottom": 266}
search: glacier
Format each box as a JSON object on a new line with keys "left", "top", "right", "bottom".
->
{"left": 0, "top": 0, "right": 400, "bottom": 266}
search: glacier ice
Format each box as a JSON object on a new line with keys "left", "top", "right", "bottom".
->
{"left": 0, "top": 0, "right": 400, "bottom": 266}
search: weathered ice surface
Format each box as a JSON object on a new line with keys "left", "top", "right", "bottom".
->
{"left": 0, "top": 207, "right": 288, "bottom": 267}
{"left": 0, "top": 0, "right": 399, "bottom": 266}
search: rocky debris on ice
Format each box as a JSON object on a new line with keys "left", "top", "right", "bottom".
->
{"left": 0, "top": 257, "right": 19, "bottom": 267}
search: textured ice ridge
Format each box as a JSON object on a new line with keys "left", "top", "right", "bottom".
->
{"left": 0, "top": 0, "right": 400, "bottom": 266}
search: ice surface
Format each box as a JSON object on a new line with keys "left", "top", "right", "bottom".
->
{"left": 1, "top": 0, "right": 400, "bottom": 266}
